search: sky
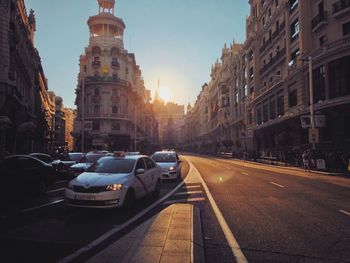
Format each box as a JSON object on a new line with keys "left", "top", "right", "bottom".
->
{"left": 24, "top": 0, "right": 249, "bottom": 108}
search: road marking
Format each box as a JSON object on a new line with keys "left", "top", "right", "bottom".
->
{"left": 226, "top": 166, "right": 232, "bottom": 170}
{"left": 339, "top": 209, "right": 350, "bottom": 216}
{"left": 59, "top": 177, "right": 187, "bottom": 263}
{"left": 187, "top": 159, "right": 248, "bottom": 263}
{"left": 182, "top": 185, "right": 201, "bottom": 189}
{"left": 45, "top": 188, "right": 65, "bottom": 194}
{"left": 22, "top": 199, "right": 65, "bottom": 213}
{"left": 163, "top": 197, "right": 206, "bottom": 205}
{"left": 242, "top": 172, "right": 249, "bottom": 175}
{"left": 270, "top": 182, "right": 285, "bottom": 188}
{"left": 174, "top": 191, "right": 203, "bottom": 196}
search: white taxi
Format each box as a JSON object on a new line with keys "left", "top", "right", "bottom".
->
{"left": 65, "top": 155, "right": 162, "bottom": 208}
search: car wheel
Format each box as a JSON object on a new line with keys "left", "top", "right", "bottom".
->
{"left": 153, "top": 179, "right": 161, "bottom": 197}
{"left": 123, "top": 189, "right": 136, "bottom": 209}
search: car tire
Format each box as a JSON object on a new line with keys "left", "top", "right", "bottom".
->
{"left": 153, "top": 179, "right": 161, "bottom": 197}
{"left": 123, "top": 189, "right": 136, "bottom": 209}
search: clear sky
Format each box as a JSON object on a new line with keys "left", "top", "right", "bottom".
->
{"left": 24, "top": 0, "right": 249, "bottom": 108}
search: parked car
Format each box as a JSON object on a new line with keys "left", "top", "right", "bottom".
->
{"left": 0, "top": 155, "right": 56, "bottom": 196}
{"left": 65, "top": 155, "right": 162, "bottom": 208}
{"left": 53, "top": 152, "right": 86, "bottom": 176}
{"left": 151, "top": 151, "right": 182, "bottom": 180}
{"left": 69, "top": 151, "right": 108, "bottom": 177}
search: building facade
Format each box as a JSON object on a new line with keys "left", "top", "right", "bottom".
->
{"left": 73, "top": 0, "right": 157, "bottom": 152}
{"left": 0, "top": 0, "right": 52, "bottom": 156}
{"left": 179, "top": 0, "right": 350, "bottom": 163}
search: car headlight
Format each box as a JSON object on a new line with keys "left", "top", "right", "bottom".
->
{"left": 168, "top": 166, "right": 176, "bottom": 171}
{"left": 106, "top": 184, "right": 123, "bottom": 191}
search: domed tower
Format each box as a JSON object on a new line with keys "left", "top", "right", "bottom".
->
{"left": 74, "top": 0, "right": 146, "bottom": 152}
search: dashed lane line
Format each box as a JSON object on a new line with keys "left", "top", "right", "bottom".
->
{"left": 174, "top": 191, "right": 203, "bottom": 196}
{"left": 22, "top": 199, "right": 65, "bottom": 213}
{"left": 45, "top": 188, "right": 65, "bottom": 194}
{"left": 182, "top": 185, "right": 201, "bottom": 189}
{"left": 163, "top": 197, "right": 206, "bottom": 205}
{"left": 242, "top": 172, "right": 249, "bottom": 175}
{"left": 270, "top": 182, "right": 285, "bottom": 188}
{"left": 339, "top": 209, "right": 350, "bottom": 216}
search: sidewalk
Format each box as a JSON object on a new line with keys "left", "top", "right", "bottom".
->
{"left": 86, "top": 203, "right": 205, "bottom": 263}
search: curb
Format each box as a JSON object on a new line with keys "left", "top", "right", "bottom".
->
{"left": 192, "top": 205, "right": 205, "bottom": 263}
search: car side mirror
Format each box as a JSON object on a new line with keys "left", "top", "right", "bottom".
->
{"left": 136, "top": 168, "right": 146, "bottom": 174}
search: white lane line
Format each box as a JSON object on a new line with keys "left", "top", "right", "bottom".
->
{"left": 59, "top": 177, "right": 187, "bottom": 263}
{"left": 187, "top": 159, "right": 248, "bottom": 263}
{"left": 182, "top": 185, "right": 201, "bottom": 189}
{"left": 174, "top": 191, "right": 203, "bottom": 196}
{"left": 163, "top": 197, "right": 206, "bottom": 205}
{"left": 22, "top": 199, "right": 65, "bottom": 213}
{"left": 242, "top": 172, "right": 249, "bottom": 175}
{"left": 46, "top": 188, "right": 64, "bottom": 194}
{"left": 270, "top": 182, "right": 285, "bottom": 188}
{"left": 339, "top": 209, "right": 350, "bottom": 216}
{"left": 226, "top": 167, "right": 232, "bottom": 170}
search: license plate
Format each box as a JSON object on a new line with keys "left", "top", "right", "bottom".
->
{"left": 75, "top": 194, "right": 95, "bottom": 200}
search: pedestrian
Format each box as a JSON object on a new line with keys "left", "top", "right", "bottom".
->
{"left": 302, "top": 150, "right": 310, "bottom": 172}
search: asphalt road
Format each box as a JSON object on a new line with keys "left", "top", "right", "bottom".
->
{"left": 185, "top": 154, "right": 350, "bottom": 263}
{"left": 0, "top": 158, "right": 190, "bottom": 263}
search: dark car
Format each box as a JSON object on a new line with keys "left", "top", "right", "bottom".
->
{"left": 69, "top": 151, "right": 107, "bottom": 177}
{"left": 0, "top": 155, "right": 56, "bottom": 196}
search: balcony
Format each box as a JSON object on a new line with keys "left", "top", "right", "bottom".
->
{"left": 111, "top": 95, "right": 120, "bottom": 103}
{"left": 310, "top": 35, "right": 350, "bottom": 58}
{"left": 92, "top": 95, "right": 101, "bottom": 103}
{"left": 92, "top": 60, "right": 101, "bottom": 68}
{"left": 260, "top": 47, "right": 286, "bottom": 76}
{"left": 111, "top": 61, "right": 120, "bottom": 69}
{"left": 333, "top": 0, "right": 350, "bottom": 17}
{"left": 311, "top": 11, "right": 327, "bottom": 32}
{"left": 85, "top": 75, "right": 130, "bottom": 87}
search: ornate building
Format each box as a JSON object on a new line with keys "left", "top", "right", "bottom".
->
{"left": 0, "top": 0, "right": 52, "bottom": 156}
{"left": 73, "top": 0, "right": 157, "bottom": 152}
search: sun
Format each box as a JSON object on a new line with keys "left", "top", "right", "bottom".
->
{"left": 159, "top": 86, "right": 172, "bottom": 102}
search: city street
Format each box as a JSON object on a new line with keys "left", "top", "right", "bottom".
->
{"left": 184, "top": 154, "right": 350, "bottom": 263}
{"left": 1, "top": 155, "right": 350, "bottom": 262}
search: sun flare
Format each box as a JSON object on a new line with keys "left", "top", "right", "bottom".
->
{"left": 159, "top": 86, "right": 172, "bottom": 102}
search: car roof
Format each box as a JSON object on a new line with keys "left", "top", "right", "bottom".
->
{"left": 5, "top": 154, "right": 47, "bottom": 164}
{"left": 153, "top": 151, "right": 176, "bottom": 155}
{"left": 100, "top": 155, "right": 148, "bottom": 160}
{"left": 30, "top": 153, "right": 50, "bottom": 156}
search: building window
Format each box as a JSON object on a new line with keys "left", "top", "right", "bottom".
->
{"left": 342, "top": 21, "right": 350, "bottom": 36}
{"left": 257, "top": 105, "right": 262, "bottom": 125}
{"left": 276, "top": 0, "right": 279, "bottom": 7}
{"left": 291, "top": 19, "right": 300, "bottom": 42}
{"left": 313, "top": 65, "right": 326, "bottom": 103}
{"left": 263, "top": 101, "right": 269, "bottom": 122}
{"left": 290, "top": 0, "right": 298, "bottom": 12}
{"left": 94, "top": 88, "right": 99, "bottom": 96}
{"left": 94, "top": 105, "right": 100, "bottom": 114}
{"left": 92, "top": 121, "right": 100, "bottom": 131}
{"left": 111, "top": 122, "right": 120, "bottom": 131}
{"left": 268, "top": 8, "right": 272, "bottom": 17}
{"left": 329, "top": 55, "right": 350, "bottom": 98}
{"left": 112, "top": 106, "right": 118, "bottom": 114}
{"left": 319, "top": 35, "right": 326, "bottom": 46}
{"left": 269, "top": 98, "right": 276, "bottom": 119}
{"left": 277, "top": 91, "right": 284, "bottom": 116}
{"left": 249, "top": 67, "right": 254, "bottom": 79}
{"left": 289, "top": 48, "right": 300, "bottom": 66}
{"left": 288, "top": 89, "right": 297, "bottom": 107}
{"left": 244, "top": 84, "right": 248, "bottom": 97}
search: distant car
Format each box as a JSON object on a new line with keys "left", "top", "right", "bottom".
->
{"left": 69, "top": 151, "right": 107, "bottom": 177}
{"left": 125, "top": 152, "right": 141, "bottom": 156}
{"left": 65, "top": 155, "right": 162, "bottom": 208}
{"left": 151, "top": 151, "right": 182, "bottom": 180}
{"left": 0, "top": 155, "right": 56, "bottom": 195}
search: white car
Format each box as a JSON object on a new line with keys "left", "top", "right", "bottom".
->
{"left": 151, "top": 151, "right": 182, "bottom": 180}
{"left": 65, "top": 155, "right": 162, "bottom": 208}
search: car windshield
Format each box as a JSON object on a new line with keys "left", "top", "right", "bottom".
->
{"left": 32, "top": 154, "right": 52, "bottom": 163}
{"left": 68, "top": 153, "right": 84, "bottom": 162}
{"left": 86, "top": 154, "right": 104, "bottom": 163}
{"left": 152, "top": 153, "right": 176, "bottom": 163}
{"left": 88, "top": 157, "right": 136, "bottom": 173}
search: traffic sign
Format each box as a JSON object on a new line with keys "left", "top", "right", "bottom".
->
{"left": 309, "top": 128, "right": 319, "bottom": 144}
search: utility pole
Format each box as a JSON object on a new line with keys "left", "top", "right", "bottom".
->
{"left": 308, "top": 56, "right": 316, "bottom": 150}
{"left": 134, "top": 102, "right": 137, "bottom": 151}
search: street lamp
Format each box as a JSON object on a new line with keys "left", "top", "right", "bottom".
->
{"left": 300, "top": 56, "right": 316, "bottom": 150}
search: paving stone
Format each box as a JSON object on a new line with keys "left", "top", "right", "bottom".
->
{"left": 129, "top": 246, "right": 163, "bottom": 263}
